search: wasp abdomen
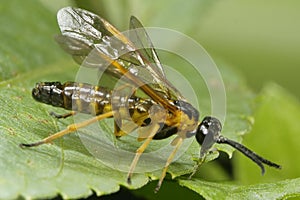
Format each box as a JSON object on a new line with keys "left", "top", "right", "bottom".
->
{"left": 32, "top": 81, "right": 112, "bottom": 115}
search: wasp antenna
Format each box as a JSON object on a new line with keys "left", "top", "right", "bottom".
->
{"left": 216, "top": 135, "right": 281, "bottom": 174}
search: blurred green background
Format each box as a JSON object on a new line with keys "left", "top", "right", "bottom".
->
{"left": 65, "top": 0, "right": 300, "bottom": 100}
{"left": 1, "top": 0, "right": 299, "bottom": 199}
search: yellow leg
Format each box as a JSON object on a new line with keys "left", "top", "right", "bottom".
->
{"left": 155, "top": 137, "right": 183, "bottom": 192}
{"left": 127, "top": 123, "right": 161, "bottom": 184}
{"left": 20, "top": 111, "right": 114, "bottom": 148}
{"left": 127, "top": 104, "right": 167, "bottom": 184}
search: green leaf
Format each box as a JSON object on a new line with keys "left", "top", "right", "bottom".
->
{"left": 0, "top": 1, "right": 66, "bottom": 81}
{"left": 234, "top": 83, "right": 300, "bottom": 184}
{"left": 0, "top": 65, "right": 149, "bottom": 199}
{"left": 0, "top": 1, "right": 255, "bottom": 199}
{"left": 180, "top": 84, "right": 300, "bottom": 199}
{"left": 179, "top": 178, "right": 300, "bottom": 200}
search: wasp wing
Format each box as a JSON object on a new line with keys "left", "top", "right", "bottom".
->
{"left": 55, "top": 7, "right": 184, "bottom": 105}
{"left": 129, "top": 16, "right": 166, "bottom": 80}
{"left": 55, "top": 7, "right": 130, "bottom": 79}
{"left": 128, "top": 16, "right": 183, "bottom": 100}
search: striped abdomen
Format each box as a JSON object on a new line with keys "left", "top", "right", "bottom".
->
{"left": 32, "top": 81, "right": 113, "bottom": 115}
{"left": 32, "top": 81, "right": 156, "bottom": 119}
{"left": 32, "top": 81, "right": 199, "bottom": 140}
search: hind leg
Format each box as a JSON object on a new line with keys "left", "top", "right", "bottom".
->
{"left": 20, "top": 111, "right": 114, "bottom": 147}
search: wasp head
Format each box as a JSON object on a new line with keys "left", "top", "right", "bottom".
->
{"left": 195, "top": 116, "right": 222, "bottom": 158}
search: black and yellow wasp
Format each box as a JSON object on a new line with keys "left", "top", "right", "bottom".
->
{"left": 20, "top": 7, "right": 281, "bottom": 192}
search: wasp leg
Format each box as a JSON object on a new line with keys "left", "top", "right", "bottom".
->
{"left": 188, "top": 156, "right": 206, "bottom": 180}
{"left": 154, "top": 137, "right": 183, "bottom": 192}
{"left": 50, "top": 111, "right": 76, "bottom": 119}
{"left": 127, "top": 104, "right": 167, "bottom": 184}
{"left": 114, "top": 120, "right": 139, "bottom": 138}
{"left": 126, "top": 123, "right": 161, "bottom": 184}
{"left": 20, "top": 111, "right": 114, "bottom": 148}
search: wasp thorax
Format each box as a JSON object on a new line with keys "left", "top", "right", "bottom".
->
{"left": 148, "top": 104, "right": 167, "bottom": 124}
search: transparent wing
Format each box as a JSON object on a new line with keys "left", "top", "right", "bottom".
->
{"left": 128, "top": 16, "right": 183, "bottom": 100}
{"left": 129, "top": 16, "right": 166, "bottom": 80}
{"left": 55, "top": 7, "right": 184, "bottom": 103}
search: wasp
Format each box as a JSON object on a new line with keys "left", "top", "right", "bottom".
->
{"left": 20, "top": 7, "right": 281, "bottom": 192}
